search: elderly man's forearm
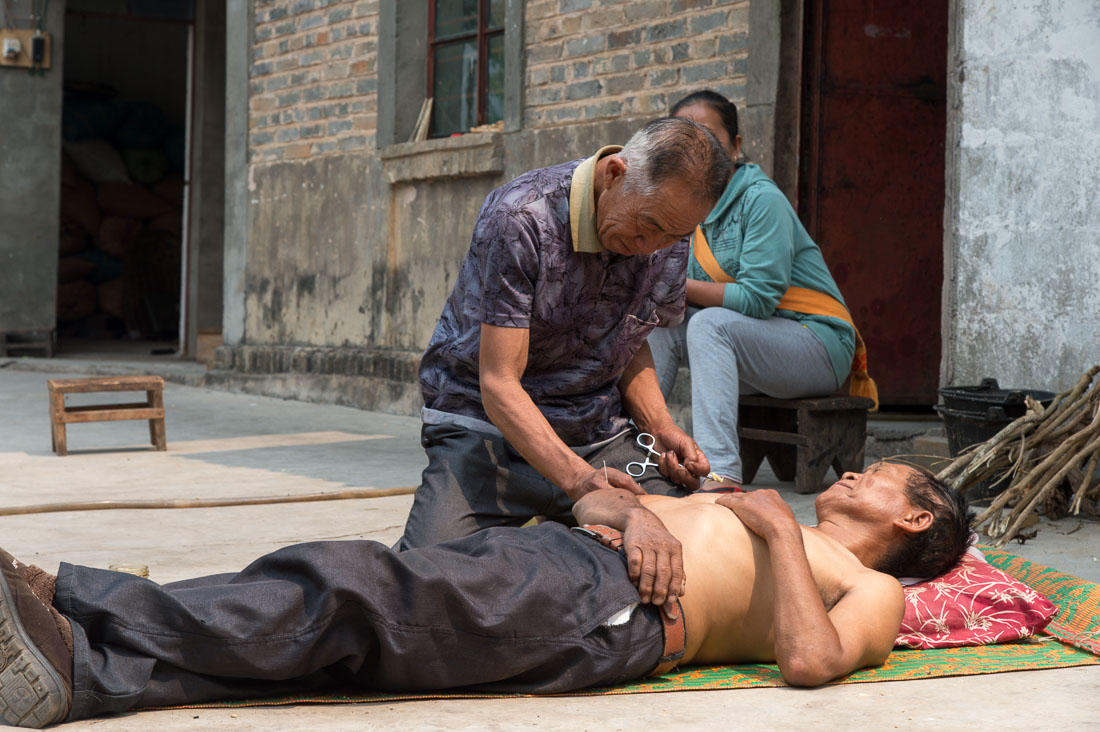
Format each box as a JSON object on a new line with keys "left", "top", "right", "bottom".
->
{"left": 572, "top": 487, "right": 650, "bottom": 528}
{"left": 481, "top": 376, "right": 593, "bottom": 499}
{"left": 618, "top": 343, "right": 676, "bottom": 433}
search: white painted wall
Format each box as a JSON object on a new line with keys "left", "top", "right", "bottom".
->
{"left": 944, "top": 0, "right": 1100, "bottom": 392}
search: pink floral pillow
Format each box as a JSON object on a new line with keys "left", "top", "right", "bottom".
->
{"left": 895, "top": 551, "right": 1058, "bottom": 649}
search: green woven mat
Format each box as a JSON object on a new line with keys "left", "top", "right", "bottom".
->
{"left": 147, "top": 550, "right": 1100, "bottom": 710}
{"left": 982, "top": 546, "right": 1100, "bottom": 654}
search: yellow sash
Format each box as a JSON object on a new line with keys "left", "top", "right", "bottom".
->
{"left": 692, "top": 225, "right": 878, "bottom": 410}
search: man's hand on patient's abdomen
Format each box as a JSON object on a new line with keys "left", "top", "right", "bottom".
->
{"left": 622, "top": 506, "right": 685, "bottom": 608}
{"left": 565, "top": 465, "right": 646, "bottom": 502}
{"left": 572, "top": 488, "right": 686, "bottom": 608}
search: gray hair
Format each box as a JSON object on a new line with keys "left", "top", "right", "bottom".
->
{"left": 618, "top": 117, "right": 732, "bottom": 205}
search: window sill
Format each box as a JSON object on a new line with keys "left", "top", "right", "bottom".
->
{"left": 380, "top": 132, "right": 504, "bottom": 184}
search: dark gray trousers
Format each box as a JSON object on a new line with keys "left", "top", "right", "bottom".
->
{"left": 398, "top": 424, "right": 692, "bottom": 550}
{"left": 55, "top": 523, "right": 665, "bottom": 721}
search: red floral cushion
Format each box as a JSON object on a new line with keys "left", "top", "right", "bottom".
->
{"left": 895, "top": 550, "right": 1058, "bottom": 649}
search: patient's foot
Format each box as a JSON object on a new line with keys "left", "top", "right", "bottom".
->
{"left": 0, "top": 548, "right": 73, "bottom": 728}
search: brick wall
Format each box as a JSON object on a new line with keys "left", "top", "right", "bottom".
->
{"left": 249, "top": 0, "right": 379, "bottom": 163}
{"left": 525, "top": 0, "right": 750, "bottom": 128}
{"left": 248, "top": 0, "right": 751, "bottom": 162}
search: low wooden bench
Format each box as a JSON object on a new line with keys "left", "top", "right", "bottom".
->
{"left": 48, "top": 375, "right": 167, "bottom": 456}
{"left": 0, "top": 329, "right": 54, "bottom": 358}
{"left": 738, "top": 394, "right": 874, "bottom": 494}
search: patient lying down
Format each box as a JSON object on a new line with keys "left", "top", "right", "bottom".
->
{"left": 0, "top": 462, "right": 971, "bottom": 728}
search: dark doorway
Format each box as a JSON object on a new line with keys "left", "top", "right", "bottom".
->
{"left": 55, "top": 0, "right": 224, "bottom": 366}
{"left": 58, "top": 5, "right": 191, "bottom": 355}
{"left": 799, "top": 0, "right": 948, "bottom": 405}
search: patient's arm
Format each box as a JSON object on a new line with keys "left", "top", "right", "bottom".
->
{"left": 716, "top": 490, "right": 903, "bottom": 686}
{"left": 573, "top": 488, "right": 685, "bottom": 608}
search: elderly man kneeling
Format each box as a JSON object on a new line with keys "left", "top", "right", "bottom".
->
{"left": 398, "top": 116, "right": 738, "bottom": 554}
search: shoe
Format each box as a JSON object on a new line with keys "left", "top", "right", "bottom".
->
{"left": 0, "top": 549, "right": 73, "bottom": 728}
{"left": 19, "top": 567, "right": 55, "bottom": 610}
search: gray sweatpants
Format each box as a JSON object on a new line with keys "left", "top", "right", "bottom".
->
{"left": 397, "top": 426, "right": 690, "bottom": 551}
{"left": 648, "top": 306, "right": 838, "bottom": 482}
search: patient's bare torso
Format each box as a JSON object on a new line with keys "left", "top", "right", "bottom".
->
{"left": 645, "top": 494, "right": 871, "bottom": 666}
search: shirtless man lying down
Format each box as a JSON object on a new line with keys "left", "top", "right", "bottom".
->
{"left": 0, "top": 462, "right": 970, "bottom": 728}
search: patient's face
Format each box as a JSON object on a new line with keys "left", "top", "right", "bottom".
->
{"left": 816, "top": 462, "right": 919, "bottom": 523}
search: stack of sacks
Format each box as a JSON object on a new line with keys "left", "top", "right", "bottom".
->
{"left": 58, "top": 94, "right": 186, "bottom": 337}
{"left": 58, "top": 145, "right": 184, "bottom": 337}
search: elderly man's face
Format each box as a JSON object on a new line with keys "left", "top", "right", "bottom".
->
{"left": 596, "top": 175, "right": 710, "bottom": 256}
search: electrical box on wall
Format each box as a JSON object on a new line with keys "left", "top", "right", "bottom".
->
{"left": 0, "top": 29, "right": 50, "bottom": 69}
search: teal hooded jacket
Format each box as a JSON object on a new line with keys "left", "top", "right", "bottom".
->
{"left": 689, "top": 163, "right": 856, "bottom": 387}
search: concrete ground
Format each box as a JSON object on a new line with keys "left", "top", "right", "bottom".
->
{"left": 1, "top": 356, "right": 1098, "bottom": 731}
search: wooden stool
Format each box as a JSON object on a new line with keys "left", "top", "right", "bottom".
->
{"left": 48, "top": 375, "right": 167, "bottom": 456}
{"left": 738, "top": 395, "right": 874, "bottom": 494}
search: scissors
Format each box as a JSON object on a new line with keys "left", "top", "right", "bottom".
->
{"left": 626, "top": 432, "right": 662, "bottom": 478}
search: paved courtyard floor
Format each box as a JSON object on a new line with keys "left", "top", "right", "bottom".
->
{"left": 1, "top": 361, "right": 1097, "bottom": 731}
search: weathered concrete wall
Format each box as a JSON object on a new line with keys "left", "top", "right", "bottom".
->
{"left": 212, "top": 0, "right": 786, "bottom": 415}
{"left": 209, "top": 118, "right": 650, "bottom": 409}
{"left": 943, "top": 0, "right": 1100, "bottom": 393}
{"left": 241, "top": 118, "right": 647, "bottom": 351}
{"left": 0, "top": 0, "right": 65, "bottom": 332}
{"left": 191, "top": 0, "right": 227, "bottom": 336}
{"left": 223, "top": 0, "right": 250, "bottom": 346}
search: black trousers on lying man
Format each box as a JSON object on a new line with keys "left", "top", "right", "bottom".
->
{"left": 0, "top": 462, "right": 970, "bottom": 728}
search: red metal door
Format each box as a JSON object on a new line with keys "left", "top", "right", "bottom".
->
{"left": 799, "top": 0, "right": 947, "bottom": 404}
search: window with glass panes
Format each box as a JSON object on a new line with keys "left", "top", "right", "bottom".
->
{"left": 428, "top": 0, "right": 505, "bottom": 137}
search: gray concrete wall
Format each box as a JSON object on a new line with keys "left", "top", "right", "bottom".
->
{"left": 943, "top": 0, "right": 1100, "bottom": 393}
{"left": 208, "top": 119, "right": 651, "bottom": 411}
{"left": 241, "top": 118, "right": 646, "bottom": 352}
{"left": 211, "top": 1, "right": 786, "bottom": 416}
{"left": 222, "top": 0, "right": 250, "bottom": 346}
{"left": 188, "top": 0, "right": 227, "bottom": 344}
{"left": 0, "top": 0, "right": 66, "bottom": 332}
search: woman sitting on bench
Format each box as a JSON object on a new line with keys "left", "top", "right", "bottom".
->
{"left": 649, "top": 90, "right": 874, "bottom": 492}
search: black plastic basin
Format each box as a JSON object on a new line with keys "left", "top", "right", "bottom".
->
{"left": 938, "top": 377, "right": 1055, "bottom": 421}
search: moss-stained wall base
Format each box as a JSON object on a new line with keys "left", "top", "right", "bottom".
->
{"left": 208, "top": 343, "right": 692, "bottom": 422}
{"left": 207, "top": 344, "right": 422, "bottom": 415}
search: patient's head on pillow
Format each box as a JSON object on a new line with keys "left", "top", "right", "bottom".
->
{"left": 878, "top": 466, "right": 974, "bottom": 580}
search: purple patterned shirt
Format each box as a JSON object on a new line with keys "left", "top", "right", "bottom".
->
{"left": 419, "top": 158, "right": 688, "bottom": 446}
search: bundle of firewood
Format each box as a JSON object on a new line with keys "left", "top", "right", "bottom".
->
{"left": 935, "top": 364, "right": 1100, "bottom": 547}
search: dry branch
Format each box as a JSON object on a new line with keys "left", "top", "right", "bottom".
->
{"left": 936, "top": 364, "right": 1100, "bottom": 545}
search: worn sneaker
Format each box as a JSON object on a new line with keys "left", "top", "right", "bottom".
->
{"left": 0, "top": 549, "right": 73, "bottom": 728}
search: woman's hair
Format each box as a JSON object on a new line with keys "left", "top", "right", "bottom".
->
{"left": 670, "top": 89, "right": 739, "bottom": 142}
